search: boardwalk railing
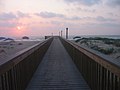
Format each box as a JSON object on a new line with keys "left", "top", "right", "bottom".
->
{"left": 0, "top": 37, "right": 53, "bottom": 90}
{"left": 60, "top": 37, "right": 120, "bottom": 90}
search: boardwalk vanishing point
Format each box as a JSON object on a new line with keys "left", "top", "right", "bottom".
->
{"left": 0, "top": 36, "right": 120, "bottom": 90}
{"left": 26, "top": 37, "right": 90, "bottom": 90}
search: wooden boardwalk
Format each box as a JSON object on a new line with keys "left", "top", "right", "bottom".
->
{"left": 26, "top": 37, "right": 91, "bottom": 90}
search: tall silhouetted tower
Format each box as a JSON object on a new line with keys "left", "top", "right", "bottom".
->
{"left": 66, "top": 28, "right": 68, "bottom": 39}
{"left": 61, "top": 30, "right": 62, "bottom": 37}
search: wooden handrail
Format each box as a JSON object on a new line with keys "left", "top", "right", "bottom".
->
{"left": 0, "top": 37, "right": 53, "bottom": 90}
{"left": 0, "top": 38, "right": 51, "bottom": 74}
{"left": 60, "top": 37, "right": 120, "bottom": 90}
{"left": 67, "top": 40, "right": 120, "bottom": 77}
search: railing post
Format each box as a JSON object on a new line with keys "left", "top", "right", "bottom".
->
{"left": 0, "top": 37, "right": 53, "bottom": 90}
{"left": 60, "top": 37, "right": 120, "bottom": 90}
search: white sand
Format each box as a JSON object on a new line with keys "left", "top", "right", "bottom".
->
{"left": 75, "top": 40, "right": 120, "bottom": 61}
{"left": 0, "top": 41, "right": 40, "bottom": 61}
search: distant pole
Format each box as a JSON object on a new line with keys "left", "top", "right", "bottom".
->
{"left": 61, "top": 30, "right": 62, "bottom": 37}
{"left": 59, "top": 31, "right": 60, "bottom": 36}
{"left": 66, "top": 28, "right": 68, "bottom": 39}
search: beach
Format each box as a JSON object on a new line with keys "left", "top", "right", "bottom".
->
{"left": 0, "top": 40, "right": 40, "bottom": 61}
{"left": 72, "top": 36, "right": 120, "bottom": 61}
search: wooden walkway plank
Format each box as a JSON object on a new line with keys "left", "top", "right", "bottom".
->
{"left": 26, "top": 37, "right": 91, "bottom": 90}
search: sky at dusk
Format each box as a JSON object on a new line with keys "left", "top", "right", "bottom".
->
{"left": 0, "top": 0, "right": 120, "bottom": 37}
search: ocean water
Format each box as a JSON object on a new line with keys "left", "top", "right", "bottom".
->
{"left": 10, "top": 36, "right": 45, "bottom": 41}
{"left": 1, "top": 35, "right": 120, "bottom": 41}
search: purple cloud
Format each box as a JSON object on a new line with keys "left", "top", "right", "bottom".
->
{"left": 66, "top": 16, "right": 81, "bottom": 21}
{"left": 64, "top": 0, "right": 101, "bottom": 6}
{"left": 77, "top": 8, "right": 96, "bottom": 13}
{"left": 107, "top": 0, "right": 120, "bottom": 7}
{"left": 96, "top": 16, "right": 115, "bottom": 22}
{"left": 78, "top": 16, "right": 115, "bottom": 22}
{"left": 35, "top": 11, "right": 81, "bottom": 21}
{"left": 0, "top": 21, "right": 17, "bottom": 28}
{"left": 0, "top": 12, "right": 17, "bottom": 21}
{"left": 35, "top": 12, "right": 65, "bottom": 18}
{"left": 17, "top": 11, "right": 30, "bottom": 18}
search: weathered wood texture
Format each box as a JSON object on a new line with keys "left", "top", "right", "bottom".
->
{"left": 0, "top": 38, "right": 53, "bottom": 90}
{"left": 60, "top": 37, "right": 120, "bottom": 90}
{"left": 26, "top": 37, "right": 90, "bottom": 90}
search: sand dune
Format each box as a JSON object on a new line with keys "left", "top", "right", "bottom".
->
{"left": 73, "top": 38, "right": 120, "bottom": 61}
